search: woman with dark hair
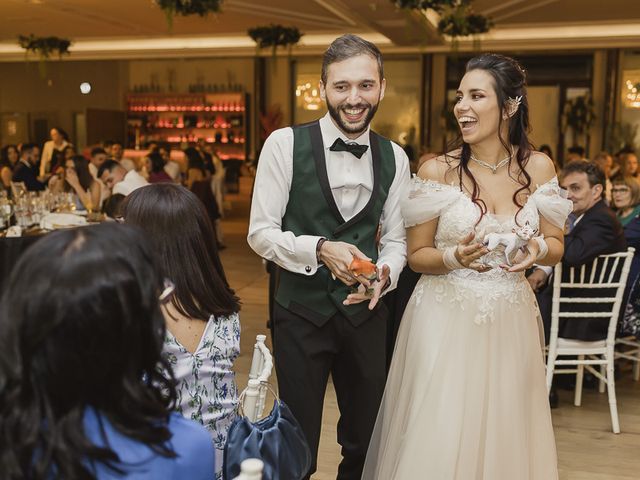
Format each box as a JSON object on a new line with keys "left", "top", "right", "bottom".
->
{"left": 363, "top": 54, "right": 572, "bottom": 479}
{"left": 40, "top": 126, "right": 71, "bottom": 178}
{"left": 122, "top": 184, "right": 240, "bottom": 479}
{"left": 184, "top": 146, "right": 206, "bottom": 190}
{"left": 49, "top": 155, "right": 101, "bottom": 211}
{"left": 148, "top": 152, "right": 173, "bottom": 183}
{"left": 0, "top": 223, "right": 215, "bottom": 479}
{"left": 0, "top": 144, "right": 19, "bottom": 190}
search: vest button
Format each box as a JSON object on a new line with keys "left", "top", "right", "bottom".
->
{"left": 353, "top": 233, "right": 359, "bottom": 240}
{"left": 305, "top": 265, "right": 312, "bottom": 273}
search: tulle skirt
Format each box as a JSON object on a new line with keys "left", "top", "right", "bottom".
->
{"left": 362, "top": 271, "right": 558, "bottom": 480}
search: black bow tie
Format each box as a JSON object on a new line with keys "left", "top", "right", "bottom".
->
{"left": 329, "top": 138, "right": 369, "bottom": 159}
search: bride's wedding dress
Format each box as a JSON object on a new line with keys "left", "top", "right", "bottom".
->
{"left": 362, "top": 176, "right": 572, "bottom": 480}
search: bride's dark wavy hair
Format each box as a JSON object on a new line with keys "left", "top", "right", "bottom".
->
{"left": 0, "top": 223, "right": 177, "bottom": 479}
{"left": 446, "top": 53, "right": 534, "bottom": 223}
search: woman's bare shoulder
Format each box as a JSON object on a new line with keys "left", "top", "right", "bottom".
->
{"left": 417, "top": 150, "right": 460, "bottom": 182}
{"left": 526, "top": 150, "right": 557, "bottom": 185}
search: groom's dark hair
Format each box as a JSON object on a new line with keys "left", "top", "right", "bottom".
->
{"left": 321, "top": 34, "right": 384, "bottom": 85}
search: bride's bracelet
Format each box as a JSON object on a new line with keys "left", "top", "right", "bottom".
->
{"left": 442, "top": 246, "right": 465, "bottom": 271}
{"left": 533, "top": 236, "right": 548, "bottom": 261}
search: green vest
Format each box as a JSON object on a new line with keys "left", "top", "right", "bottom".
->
{"left": 275, "top": 120, "right": 396, "bottom": 327}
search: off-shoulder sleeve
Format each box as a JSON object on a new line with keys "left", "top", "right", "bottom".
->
{"left": 401, "top": 176, "right": 463, "bottom": 227}
{"left": 529, "top": 176, "right": 573, "bottom": 229}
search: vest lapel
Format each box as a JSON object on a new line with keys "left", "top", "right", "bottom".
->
{"left": 333, "top": 131, "right": 382, "bottom": 236}
{"left": 310, "top": 121, "right": 345, "bottom": 225}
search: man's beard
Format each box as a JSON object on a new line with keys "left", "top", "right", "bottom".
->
{"left": 326, "top": 98, "right": 379, "bottom": 136}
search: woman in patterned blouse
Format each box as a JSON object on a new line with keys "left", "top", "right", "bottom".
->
{"left": 123, "top": 184, "right": 241, "bottom": 479}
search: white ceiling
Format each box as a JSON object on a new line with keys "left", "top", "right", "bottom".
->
{"left": 0, "top": 0, "right": 639, "bottom": 60}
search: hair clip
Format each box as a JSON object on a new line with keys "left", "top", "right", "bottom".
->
{"left": 506, "top": 95, "right": 522, "bottom": 117}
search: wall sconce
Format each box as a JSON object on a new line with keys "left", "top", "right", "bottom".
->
{"left": 623, "top": 71, "right": 640, "bottom": 109}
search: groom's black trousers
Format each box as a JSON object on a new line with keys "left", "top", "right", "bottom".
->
{"left": 272, "top": 302, "right": 388, "bottom": 480}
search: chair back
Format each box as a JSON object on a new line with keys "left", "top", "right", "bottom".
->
{"left": 241, "top": 334, "right": 273, "bottom": 422}
{"left": 551, "top": 248, "right": 635, "bottom": 346}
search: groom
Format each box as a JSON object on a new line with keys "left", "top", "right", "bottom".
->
{"left": 248, "top": 34, "right": 410, "bottom": 479}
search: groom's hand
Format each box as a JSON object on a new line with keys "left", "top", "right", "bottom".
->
{"left": 318, "top": 240, "right": 371, "bottom": 287}
{"left": 343, "top": 264, "right": 391, "bottom": 310}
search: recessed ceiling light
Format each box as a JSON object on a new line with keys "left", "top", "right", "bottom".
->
{"left": 80, "top": 82, "right": 91, "bottom": 94}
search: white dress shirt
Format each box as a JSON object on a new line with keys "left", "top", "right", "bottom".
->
{"left": 113, "top": 169, "right": 149, "bottom": 196}
{"left": 248, "top": 113, "right": 410, "bottom": 291}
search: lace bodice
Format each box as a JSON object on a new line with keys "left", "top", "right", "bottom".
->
{"left": 401, "top": 176, "right": 573, "bottom": 324}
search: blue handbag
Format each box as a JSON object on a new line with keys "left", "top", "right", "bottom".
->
{"left": 223, "top": 385, "right": 312, "bottom": 480}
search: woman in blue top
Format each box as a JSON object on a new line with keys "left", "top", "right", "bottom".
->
{"left": 0, "top": 223, "right": 215, "bottom": 479}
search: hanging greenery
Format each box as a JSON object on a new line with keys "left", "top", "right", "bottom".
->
{"left": 248, "top": 25, "right": 303, "bottom": 54}
{"left": 154, "top": 0, "right": 223, "bottom": 28}
{"left": 18, "top": 34, "right": 71, "bottom": 60}
{"left": 393, "top": 0, "right": 492, "bottom": 41}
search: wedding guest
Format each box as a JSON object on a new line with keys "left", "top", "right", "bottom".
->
{"left": 160, "top": 145, "right": 182, "bottom": 182}
{"left": 611, "top": 176, "right": 640, "bottom": 300}
{"left": 566, "top": 145, "right": 587, "bottom": 162}
{"left": 184, "top": 147, "right": 206, "bottom": 189}
{"left": 98, "top": 159, "right": 148, "bottom": 196}
{"left": 13, "top": 143, "right": 45, "bottom": 191}
{"left": 617, "top": 152, "right": 639, "bottom": 179}
{"left": 533, "top": 161, "right": 627, "bottom": 343}
{"left": 123, "top": 184, "right": 240, "bottom": 479}
{"left": 0, "top": 144, "right": 19, "bottom": 191}
{"left": 102, "top": 193, "right": 125, "bottom": 221}
{"left": 39, "top": 126, "right": 71, "bottom": 177}
{"left": 593, "top": 151, "right": 614, "bottom": 203}
{"left": 148, "top": 152, "right": 173, "bottom": 183}
{"left": 109, "top": 140, "right": 137, "bottom": 172}
{"left": 0, "top": 223, "right": 215, "bottom": 479}
{"left": 48, "top": 155, "right": 101, "bottom": 211}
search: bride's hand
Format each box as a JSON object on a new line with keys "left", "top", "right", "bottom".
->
{"left": 502, "top": 238, "right": 540, "bottom": 273}
{"left": 456, "top": 232, "right": 491, "bottom": 273}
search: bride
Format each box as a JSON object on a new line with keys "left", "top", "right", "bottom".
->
{"left": 361, "top": 54, "right": 572, "bottom": 479}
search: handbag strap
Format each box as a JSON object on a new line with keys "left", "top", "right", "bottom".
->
{"left": 237, "top": 381, "right": 279, "bottom": 419}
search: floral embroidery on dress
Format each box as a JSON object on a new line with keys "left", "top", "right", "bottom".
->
{"left": 403, "top": 176, "right": 570, "bottom": 325}
{"left": 163, "top": 313, "right": 241, "bottom": 480}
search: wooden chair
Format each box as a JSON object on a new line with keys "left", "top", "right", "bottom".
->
{"left": 241, "top": 334, "right": 273, "bottom": 422}
{"left": 545, "top": 248, "right": 635, "bottom": 433}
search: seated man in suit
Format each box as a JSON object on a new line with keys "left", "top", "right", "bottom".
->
{"left": 529, "top": 161, "right": 627, "bottom": 343}
{"left": 12, "top": 143, "right": 45, "bottom": 192}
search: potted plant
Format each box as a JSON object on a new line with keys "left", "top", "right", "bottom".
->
{"left": 154, "top": 0, "right": 223, "bottom": 28}
{"left": 562, "top": 95, "right": 595, "bottom": 147}
{"left": 393, "top": 0, "right": 492, "bottom": 43}
{"left": 248, "top": 25, "right": 303, "bottom": 56}
{"left": 18, "top": 34, "right": 71, "bottom": 60}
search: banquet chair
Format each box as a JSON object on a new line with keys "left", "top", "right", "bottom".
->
{"left": 241, "top": 334, "right": 273, "bottom": 422}
{"left": 233, "top": 458, "right": 264, "bottom": 480}
{"left": 545, "top": 248, "right": 635, "bottom": 434}
{"left": 615, "top": 336, "right": 640, "bottom": 381}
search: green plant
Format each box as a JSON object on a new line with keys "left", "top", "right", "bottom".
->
{"left": 393, "top": 0, "right": 492, "bottom": 41}
{"left": 605, "top": 122, "right": 639, "bottom": 154}
{"left": 248, "top": 25, "right": 303, "bottom": 55}
{"left": 18, "top": 34, "right": 71, "bottom": 59}
{"left": 154, "top": 0, "right": 223, "bottom": 28}
{"left": 562, "top": 95, "right": 595, "bottom": 145}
